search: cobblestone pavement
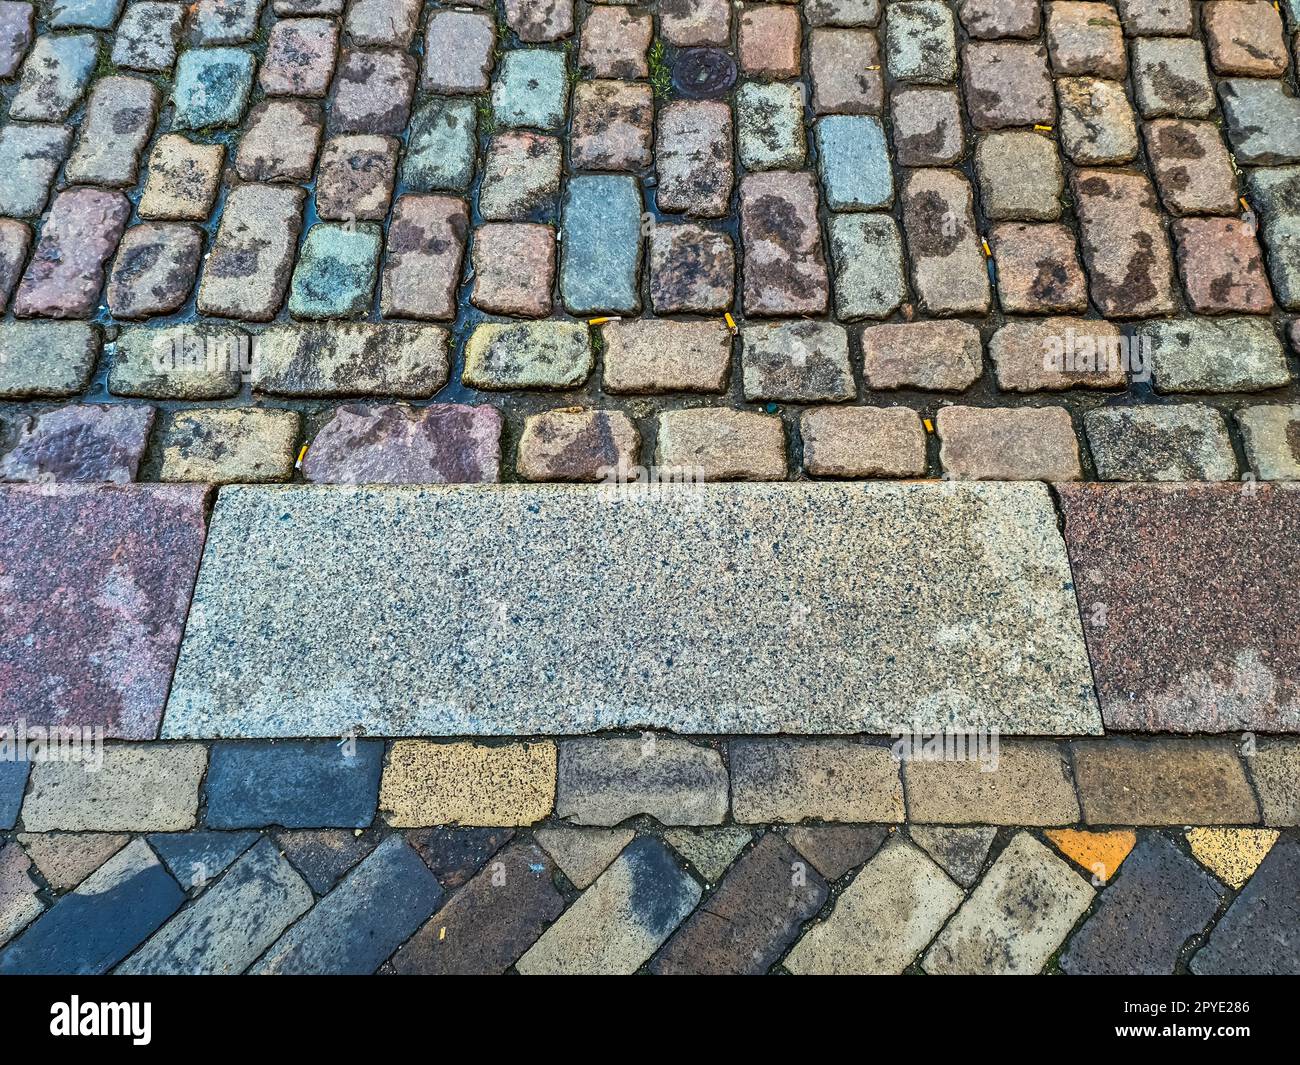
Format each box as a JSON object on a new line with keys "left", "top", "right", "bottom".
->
{"left": 0, "top": 0, "right": 1297, "bottom": 479}
{"left": 2, "top": 1, "right": 1300, "bottom": 977}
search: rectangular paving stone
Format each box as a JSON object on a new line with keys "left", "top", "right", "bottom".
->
{"left": 205, "top": 741, "right": 385, "bottom": 828}
{"left": 736, "top": 82, "right": 806, "bottom": 170}
{"left": 0, "top": 122, "right": 72, "bottom": 219}
{"left": 422, "top": 9, "right": 493, "bottom": 90}
{"left": 380, "top": 741, "right": 555, "bottom": 827}
{"left": 886, "top": 0, "right": 957, "bottom": 82}
{"left": 1060, "top": 833, "right": 1223, "bottom": 975}
{"left": 106, "top": 222, "right": 202, "bottom": 320}
{"left": 10, "top": 33, "right": 96, "bottom": 120}
{"left": 1060, "top": 483, "right": 1300, "bottom": 732}
{"left": 811, "top": 28, "right": 883, "bottom": 114}
{"left": 1140, "top": 317, "right": 1289, "bottom": 393}
{"left": 493, "top": 48, "right": 568, "bottom": 130}
{"left": 319, "top": 134, "right": 399, "bottom": 222}
{"left": 118, "top": 839, "right": 313, "bottom": 974}
{"left": 329, "top": 48, "right": 416, "bottom": 135}
{"left": 0, "top": 321, "right": 99, "bottom": 398}
{"left": 250, "top": 835, "right": 443, "bottom": 974}
{"left": 900, "top": 168, "right": 990, "bottom": 316}
{"left": 655, "top": 409, "right": 787, "bottom": 481}
{"left": 516, "top": 836, "right": 701, "bottom": 975}
{"left": 388, "top": 841, "right": 564, "bottom": 974}
{"left": 302, "top": 403, "right": 501, "bottom": 485}
{"left": 108, "top": 323, "right": 244, "bottom": 400}
{"left": 560, "top": 174, "right": 642, "bottom": 315}
{"left": 903, "top": 741, "right": 1080, "bottom": 825}
{"left": 937, "top": 405, "right": 1083, "bottom": 482}
{"left": 785, "top": 838, "right": 962, "bottom": 975}
{"left": 381, "top": 195, "right": 468, "bottom": 321}
{"left": 861, "top": 320, "right": 982, "bottom": 391}
{"left": 0, "top": 840, "right": 183, "bottom": 975}
{"left": 287, "top": 222, "right": 382, "bottom": 319}
{"left": 172, "top": 47, "right": 255, "bottom": 128}
{"left": 741, "top": 321, "right": 854, "bottom": 403}
{"left": 828, "top": 213, "right": 905, "bottom": 320}
{"left": 112, "top": 1, "right": 183, "bottom": 71}
{"left": 740, "top": 170, "right": 831, "bottom": 316}
{"left": 923, "top": 832, "right": 1094, "bottom": 975}
{"left": 463, "top": 321, "right": 592, "bottom": 390}
{"left": 799, "top": 406, "right": 926, "bottom": 478}
{"left": 816, "top": 116, "right": 892, "bottom": 210}
{"left": 1239, "top": 404, "right": 1300, "bottom": 481}
{"left": 14, "top": 187, "right": 130, "bottom": 318}
{"left": 1084, "top": 405, "right": 1238, "bottom": 481}
{"left": 1072, "top": 170, "right": 1177, "bottom": 317}
{"left": 0, "top": 760, "right": 31, "bottom": 830}
{"left": 556, "top": 736, "right": 728, "bottom": 827}
{"left": 0, "top": 485, "right": 209, "bottom": 738}
{"left": 189, "top": 0, "right": 263, "bottom": 44}
{"left": 157, "top": 408, "right": 299, "bottom": 486}
{"left": 402, "top": 96, "right": 478, "bottom": 193}
{"left": 601, "top": 319, "right": 731, "bottom": 394}
{"left": 1250, "top": 740, "right": 1300, "bottom": 826}
{"left": 0, "top": 2, "right": 34, "bottom": 78}
{"left": 989, "top": 318, "right": 1127, "bottom": 392}
{"left": 731, "top": 740, "right": 904, "bottom": 823}
{"left": 1072, "top": 738, "right": 1260, "bottom": 824}
{"left": 1143, "top": 119, "right": 1240, "bottom": 217}
{"left": 197, "top": 183, "right": 305, "bottom": 320}
{"left": 345, "top": 0, "right": 421, "bottom": 47}
{"left": 22, "top": 745, "right": 206, "bottom": 831}
{"left": 139, "top": 134, "right": 225, "bottom": 221}
{"left": 0, "top": 402, "right": 154, "bottom": 484}
{"left": 479, "top": 131, "right": 562, "bottom": 220}
{"left": 651, "top": 832, "right": 827, "bottom": 975}
{"left": 252, "top": 322, "right": 449, "bottom": 397}
{"left": 1248, "top": 165, "right": 1300, "bottom": 310}
{"left": 1191, "top": 836, "right": 1300, "bottom": 975}
{"left": 655, "top": 100, "right": 732, "bottom": 216}
{"left": 976, "top": 130, "right": 1062, "bottom": 221}
{"left": 1132, "top": 36, "right": 1215, "bottom": 118}
{"left": 64, "top": 75, "right": 158, "bottom": 187}
{"left": 161, "top": 482, "right": 1102, "bottom": 737}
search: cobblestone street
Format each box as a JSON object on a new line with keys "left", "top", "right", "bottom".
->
{"left": 0, "top": 0, "right": 1299, "bottom": 980}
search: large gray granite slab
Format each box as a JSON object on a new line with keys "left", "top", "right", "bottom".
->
{"left": 162, "top": 482, "right": 1101, "bottom": 737}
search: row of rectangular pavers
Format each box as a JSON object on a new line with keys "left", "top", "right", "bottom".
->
{"left": 2, "top": 782, "right": 1296, "bottom": 974}
{"left": 1, "top": 319, "right": 1298, "bottom": 484}
{"left": 3, "top": 735, "right": 1298, "bottom": 833}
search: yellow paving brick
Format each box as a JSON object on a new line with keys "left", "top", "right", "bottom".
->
{"left": 1044, "top": 828, "right": 1136, "bottom": 884}
{"left": 379, "top": 740, "right": 556, "bottom": 827}
{"left": 1184, "top": 827, "right": 1279, "bottom": 889}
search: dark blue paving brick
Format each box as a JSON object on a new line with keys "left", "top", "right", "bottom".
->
{"left": 147, "top": 831, "right": 259, "bottom": 892}
{"left": 389, "top": 841, "right": 565, "bottom": 975}
{"left": 405, "top": 827, "right": 515, "bottom": 889}
{"left": 0, "top": 839, "right": 183, "bottom": 974}
{"left": 1060, "top": 833, "right": 1223, "bottom": 976}
{"left": 204, "top": 740, "right": 384, "bottom": 829}
{"left": 0, "top": 758, "right": 30, "bottom": 829}
{"left": 1192, "top": 836, "right": 1300, "bottom": 975}
{"left": 650, "top": 832, "right": 828, "bottom": 975}
{"left": 274, "top": 828, "right": 382, "bottom": 894}
{"left": 250, "top": 835, "right": 442, "bottom": 974}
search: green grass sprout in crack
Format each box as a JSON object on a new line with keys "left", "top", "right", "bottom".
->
{"left": 648, "top": 40, "right": 672, "bottom": 100}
